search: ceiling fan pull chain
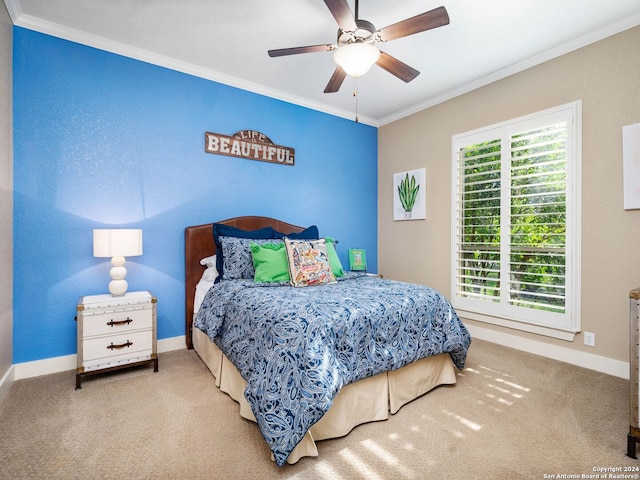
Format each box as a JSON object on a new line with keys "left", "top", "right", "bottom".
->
{"left": 353, "top": 76, "right": 359, "bottom": 123}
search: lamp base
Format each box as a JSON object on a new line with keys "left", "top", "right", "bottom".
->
{"left": 108, "top": 256, "right": 129, "bottom": 296}
{"left": 108, "top": 279, "right": 128, "bottom": 296}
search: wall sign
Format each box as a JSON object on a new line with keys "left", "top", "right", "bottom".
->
{"left": 205, "top": 130, "right": 295, "bottom": 166}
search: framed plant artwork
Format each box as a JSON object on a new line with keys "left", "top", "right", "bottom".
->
{"left": 393, "top": 168, "right": 426, "bottom": 221}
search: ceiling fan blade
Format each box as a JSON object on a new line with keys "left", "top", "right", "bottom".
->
{"left": 268, "top": 44, "right": 334, "bottom": 57}
{"left": 324, "top": 66, "right": 347, "bottom": 93}
{"left": 376, "top": 51, "right": 420, "bottom": 83}
{"left": 324, "top": 0, "right": 357, "bottom": 32}
{"left": 377, "top": 6, "right": 449, "bottom": 42}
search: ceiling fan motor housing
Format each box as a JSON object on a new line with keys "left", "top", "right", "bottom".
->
{"left": 337, "top": 19, "right": 376, "bottom": 46}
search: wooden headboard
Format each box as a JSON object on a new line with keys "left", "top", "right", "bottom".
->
{"left": 184, "top": 216, "right": 304, "bottom": 348}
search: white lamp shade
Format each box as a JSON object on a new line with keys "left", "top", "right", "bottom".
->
{"left": 333, "top": 42, "right": 380, "bottom": 77}
{"left": 93, "top": 229, "right": 143, "bottom": 258}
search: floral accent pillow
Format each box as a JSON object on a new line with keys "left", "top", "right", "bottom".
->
{"left": 284, "top": 238, "right": 336, "bottom": 287}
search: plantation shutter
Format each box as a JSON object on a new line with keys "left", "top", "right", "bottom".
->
{"left": 455, "top": 138, "right": 502, "bottom": 303}
{"left": 509, "top": 123, "right": 567, "bottom": 313}
{"left": 451, "top": 101, "right": 580, "bottom": 335}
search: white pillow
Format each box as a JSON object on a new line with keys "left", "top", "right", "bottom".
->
{"left": 200, "top": 255, "right": 216, "bottom": 267}
{"left": 202, "top": 266, "right": 218, "bottom": 282}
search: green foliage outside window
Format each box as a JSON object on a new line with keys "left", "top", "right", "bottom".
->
{"left": 458, "top": 124, "right": 567, "bottom": 313}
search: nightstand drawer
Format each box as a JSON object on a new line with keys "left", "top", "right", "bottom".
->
{"left": 82, "top": 329, "right": 153, "bottom": 368}
{"left": 82, "top": 307, "right": 152, "bottom": 338}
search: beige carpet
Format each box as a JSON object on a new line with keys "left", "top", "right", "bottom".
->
{"left": 0, "top": 339, "right": 636, "bottom": 479}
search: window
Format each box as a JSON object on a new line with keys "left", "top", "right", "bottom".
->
{"left": 451, "top": 102, "right": 581, "bottom": 338}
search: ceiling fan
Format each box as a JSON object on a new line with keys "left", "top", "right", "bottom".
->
{"left": 268, "top": 0, "right": 450, "bottom": 93}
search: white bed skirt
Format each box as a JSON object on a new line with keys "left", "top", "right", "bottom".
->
{"left": 192, "top": 326, "right": 457, "bottom": 464}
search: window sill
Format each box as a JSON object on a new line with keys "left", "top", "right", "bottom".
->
{"left": 456, "top": 309, "right": 578, "bottom": 342}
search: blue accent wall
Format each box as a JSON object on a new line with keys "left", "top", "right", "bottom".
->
{"left": 12, "top": 28, "right": 378, "bottom": 364}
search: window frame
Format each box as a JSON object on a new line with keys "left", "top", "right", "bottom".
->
{"left": 450, "top": 101, "right": 582, "bottom": 340}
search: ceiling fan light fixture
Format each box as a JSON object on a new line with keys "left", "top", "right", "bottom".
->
{"left": 333, "top": 42, "right": 380, "bottom": 77}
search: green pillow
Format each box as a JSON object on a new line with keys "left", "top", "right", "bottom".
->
{"left": 250, "top": 242, "right": 290, "bottom": 283}
{"left": 325, "top": 237, "right": 344, "bottom": 278}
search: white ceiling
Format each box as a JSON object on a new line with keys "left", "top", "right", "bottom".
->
{"left": 5, "top": 0, "right": 640, "bottom": 126}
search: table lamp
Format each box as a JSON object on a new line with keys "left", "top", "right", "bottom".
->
{"left": 93, "top": 229, "right": 143, "bottom": 296}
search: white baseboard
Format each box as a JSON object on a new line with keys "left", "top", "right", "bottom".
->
{"left": 5, "top": 328, "right": 627, "bottom": 387}
{"left": 466, "top": 324, "right": 629, "bottom": 379}
{"left": 11, "top": 335, "right": 187, "bottom": 381}
{"left": 14, "top": 353, "right": 77, "bottom": 380}
{"left": 0, "top": 364, "right": 15, "bottom": 404}
{"left": 157, "top": 335, "right": 187, "bottom": 354}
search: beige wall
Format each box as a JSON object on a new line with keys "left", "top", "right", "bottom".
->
{"left": 379, "top": 26, "right": 640, "bottom": 365}
{"left": 0, "top": 1, "right": 13, "bottom": 388}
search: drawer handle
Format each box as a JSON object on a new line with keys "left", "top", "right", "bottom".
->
{"left": 106, "top": 341, "right": 133, "bottom": 350}
{"left": 107, "top": 318, "right": 133, "bottom": 327}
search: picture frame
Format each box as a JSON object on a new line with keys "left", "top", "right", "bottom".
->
{"left": 623, "top": 123, "right": 640, "bottom": 210}
{"left": 348, "top": 248, "right": 367, "bottom": 271}
{"left": 393, "top": 167, "right": 426, "bottom": 221}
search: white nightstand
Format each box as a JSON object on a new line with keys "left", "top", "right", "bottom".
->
{"left": 75, "top": 290, "right": 158, "bottom": 389}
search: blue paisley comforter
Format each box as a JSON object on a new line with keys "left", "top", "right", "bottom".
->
{"left": 194, "top": 273, "right": 470, "bottom": 466}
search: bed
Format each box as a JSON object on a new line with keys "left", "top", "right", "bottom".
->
{"left": 185, "top": 216, "right": 471, "bottom": 466}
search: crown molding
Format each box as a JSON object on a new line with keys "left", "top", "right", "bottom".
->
{"left": 378, "top": 12, "right": 640, "bottom": 126}
{"left": 8, "top": 0, "right": 639, "bottom": 128}
{"left": 8, "top": 6, "right": 378, "bottom": 126}
{"left": 3, "top": 0, "right": 22, "bottom": 23}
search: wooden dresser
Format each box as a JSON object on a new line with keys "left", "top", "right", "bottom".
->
{"left": 628, "top": 288, "right": 640, "bottom": 458}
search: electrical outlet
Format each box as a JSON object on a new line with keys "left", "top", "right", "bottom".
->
{"left": 584, "top": 332, "right": 595, "bottom": 347}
